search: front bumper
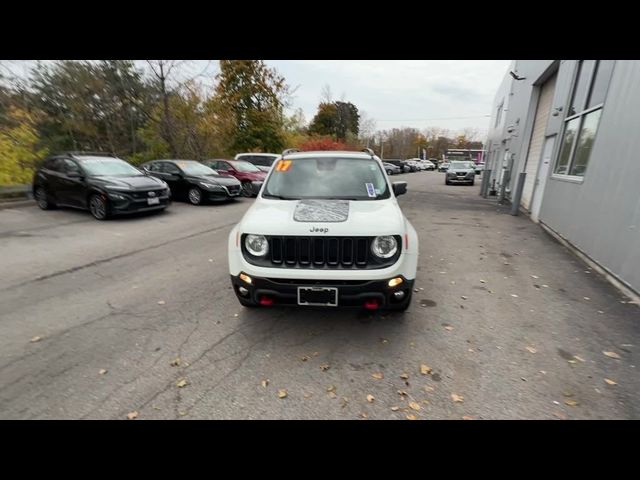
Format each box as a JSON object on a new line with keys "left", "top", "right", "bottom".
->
{"left": 107, "top": 192, "right": 171, "bottom": 214}
{"left": 204, "top": 185, "right": 241, "bottom": 200}
{"left": 447, "top": 175, "right": 474, "bottom": 183}
{"left": 231, "top": 273, "right": 414, "bottom": 308}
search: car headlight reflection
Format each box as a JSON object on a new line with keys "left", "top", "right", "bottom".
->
{"left": 245, "top": 234, "right": 269, "bottom": 257}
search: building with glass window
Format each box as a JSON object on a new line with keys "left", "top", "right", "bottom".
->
{"left": 484, "top": 60, "right": 640, "bottom": 296}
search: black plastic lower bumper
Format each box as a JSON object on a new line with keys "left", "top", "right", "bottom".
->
{"left": 110, "top": 197, "right": 171, "bottom": 215}
{"left": 231, "top": 273, "right": 414, "bottom": 309}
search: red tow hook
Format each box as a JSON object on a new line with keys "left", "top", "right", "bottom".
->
{"left": 364, "top": 299, "right": 380, "bottom": 310}
{"left": 259, "top": 296, "right": 274, "bottom": 306}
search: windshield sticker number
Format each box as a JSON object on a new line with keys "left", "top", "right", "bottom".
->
{"left": 365, "top": 183, "right": 376, "bottom": 198}
{"left": 276, "top": 160, "right": 292, "bottom": 172}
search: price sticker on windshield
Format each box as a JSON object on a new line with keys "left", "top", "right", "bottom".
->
{"left": 276, "top": 160, "right": 292, "bottom": 172}
{"left": 365, "top": 183, "right": 376, "bottom": 198}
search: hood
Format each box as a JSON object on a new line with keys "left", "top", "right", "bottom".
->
{"left": 189, "top": 174, "right": 241, "bottom": 186}
{"left": 239, "top": 198, "right": 406, "bottom": 236}
{"left": 92, "top": 174, "right": 165, "bottom": 190}
{"left": 449, "top": 167, "right": 475, "bottom": 174}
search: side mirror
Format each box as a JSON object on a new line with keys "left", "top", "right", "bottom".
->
{"left": 392, "top": 181, "right": 407, "bottom": 196}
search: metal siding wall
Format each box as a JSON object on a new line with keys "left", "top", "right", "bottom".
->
{"left": 539, "top": 60, "right": 640, "bottom": 292}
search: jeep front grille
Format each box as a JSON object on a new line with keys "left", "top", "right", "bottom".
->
{"left": 241, "top": 235, "right": 402, "bottom": 270}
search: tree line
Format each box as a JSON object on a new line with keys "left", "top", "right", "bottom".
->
{"left": 0, "top": 61, "right": 483, "bottom": 185}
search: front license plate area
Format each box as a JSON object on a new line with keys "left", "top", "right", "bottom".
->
{"left": 147, "top": 197, "right": 160, "bottom": 205}
{"left": 297, "top": 287, "right": 338, "bottom": 306}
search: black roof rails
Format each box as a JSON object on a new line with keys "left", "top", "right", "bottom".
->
{"left": 362, "top": 148, "right": 375, "bottom": 156}
{"left": 282, "top": 148, "right": 299, "bottom": 156}
{"left": 60, "top": 151, "right": 118, "bottom": 158}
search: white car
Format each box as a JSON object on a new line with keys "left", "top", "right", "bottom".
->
{"left": 228, "top": 149, "right": 419, "bottom": 311}
{"left": 234, "top": 153, "right": 280, "bottom": 173}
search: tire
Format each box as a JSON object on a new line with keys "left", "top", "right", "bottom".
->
{"left": 89, "top": 194, "right": 109, "bottom": 220}
{"left": 470, "top": 180, "right": 475, "bottom": 186}
{"left": 445, "top": 179, "right": 451, "bottom": 185}
{"left": 34, "top": 186, "right": 55, "bottom": 210}
{"left": 386, "top": 169, "right": 393, "bottom": 175}
{"left": 188, "top": 187, "right": 203, "bottom": 205}
{"left": 240, "top": 182, "right": 253, "bottom": 198}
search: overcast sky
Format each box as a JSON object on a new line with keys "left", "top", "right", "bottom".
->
{"left": 3, "top": 60, "right": 511, "bottom": 138}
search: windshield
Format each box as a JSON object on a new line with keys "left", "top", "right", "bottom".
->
{"left": 232, "top": 161, "right": 262, "bottom": 173}
{"left": 450, "top": 161, "right": 472, "bottom": 169}
{"left": 80, "top": 157, "right": 142, "bottom": 176}
{"left": 264, "top": 157, "right": 389, "bottom": 200}
{"left": 174, "top": 161, "right": 217, "bottom": 176}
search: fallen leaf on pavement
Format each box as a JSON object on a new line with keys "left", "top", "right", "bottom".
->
{"left": 398, "top": 390, "right": 408, "bottom": 396}
{"left": 420, "top": 364, "right": 432, "bottom": 375}
{"left": 461, "top": 296, "right": 467, "bottom": 300}
{"left": 313, "top": 352, "right": 319, "bottom": 356}
{"left": 409, "top": 401, "right": 421, "bottom": 411}
{"left": 574, "top": 355, "right": 586, "bottom": 362}
{"left": 300, "top": 356, "right": 309, "bottom": 362}
{"left": 359, "top": 412, "right": 368, "bottom": 419}
{"left": 424, "top": 386, "right": 435, "bottom": 393}
{"left": 530, "top": 275, "right": 539, "bottom": 279}
{"left": 340, "top": 397, "right": 348, "bottom": 408}
{"left": 400, "top": 373, "right": 409, "bottom": 380}
{"left": 366, "top": 394, "right": 375, "bottom": 403}
{"left": 511, "top": 294, "right": 519, "bottom": 298}
{"left": 380, "top": 338, "right": 388, "bottom": 344}
{"left": 451, "top": 393, "right": 464, "bottom": 403}
{"left": 391, "top": 406, "right": 400, "bottom": 411}
{"left": 480, "top": 279, "right": 486, "bottom": 283}
{"left": 462, "top": 415, "right": 474, "bottom": 420}
{"left": 126, "top": 411, "right": 138, "bottom": 420}
{"left": 444, "top": 326, "right": 454, "bottom": 331}
{"left": 326, "top": 385, "right": 336, "bottom": 393}
{"left": 328, "top": 392, "right": 337, "bottom": 399}
{"left": 553, "top": 411, "right": 567, "bottom": 420}
{"left": 568, "top": 359, "right": 577, "bottom": 364}
{"left": 603, "top": 351, "right": 621, "bottom": 359}
{"left": 526, "top": 346, "right": 537, "bottom": 354}
{"left": 30, "top": 336, "right": 42, "bottom": 343}
{"left": 542, "top": 284, "right": 549, "bottom": 288}
{"left": 372, "top": 372, "right": 384, "bottom": 380}
{"left": 170, "top": 358, "right": 181, "bottom": 367}
{"left": 406, "top": 414, "right": 418, "bottom": 420}
{"left": 176, "top": 379, "right": 188, "bottom": 388}
{"left": 99, "top": 369, "right": 108, "bottom": 375}
{"left": 604, "top": 378, "right": 618, "bottom": 385}
{"left": 261, "top": 379, "right": 269, "bottom": 388}
{"left": 157, "top": 300, "right": 166, "bottom": 305}
{"left": 320, "top": 364, "right": 330, "bottom": 371}
{"left": 564, "top": 399, "right": 579, "bottom": 407}
{"left": 278, "top": 389, "right": 288, "bottom": 399}
{"left": 583, "top": 297, "right": 590, "bottom": 301}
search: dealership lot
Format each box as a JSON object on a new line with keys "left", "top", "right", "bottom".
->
{"left": 0, "top": 172, "right": 638, "bottom": 419}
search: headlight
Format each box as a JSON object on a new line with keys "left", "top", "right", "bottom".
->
{"left": 199, "top": 182, "right": 222, "bottom": 190}
{"left": 371, "top": 235, "right": 397, "bottom": 258}
{"left": 245, "top": 234, "right": 269, "bottom": 257}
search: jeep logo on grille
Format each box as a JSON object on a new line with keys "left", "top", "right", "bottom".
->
{"left": 148, "top": 191, "right": 156, "bottom": 197}
{"left": 309, "top": 227, "right": 329, "bottom": 233}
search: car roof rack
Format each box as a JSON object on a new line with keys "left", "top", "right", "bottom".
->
{"left": 362, "top": 148, "right": 375, "bottom": 156}
{"left": 282, "top": 148, "right": 299, "bottom": 156}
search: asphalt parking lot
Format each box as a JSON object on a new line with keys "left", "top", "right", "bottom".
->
{"left": 0, "top": 171, "right": 638, "bottom": 419}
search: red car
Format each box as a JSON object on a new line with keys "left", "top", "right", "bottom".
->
{"left": 203, "top": 159, "right": 267, "bottom": 197}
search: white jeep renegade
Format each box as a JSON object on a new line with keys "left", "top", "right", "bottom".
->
{"left": 227, "top": 149, "right": 419, "bottom": 310}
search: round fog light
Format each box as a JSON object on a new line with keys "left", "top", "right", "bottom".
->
{"left": 393, "top": 290, "right": 405, "bottom": 300}
{"left": 238, "top": 286, "right": 249, "bottom": 296}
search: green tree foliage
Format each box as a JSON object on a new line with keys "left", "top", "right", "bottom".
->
{"left": 308, "top": 101, "right": 360, "bottom": 141}
{"left": 29, "top": 60, "right": 152, "bottom": 156}
{"left": 0, "top": 107, "right": 48, "bottom": 184}
{"left": 209, "top": 60, "right": 289, "bottom": 154}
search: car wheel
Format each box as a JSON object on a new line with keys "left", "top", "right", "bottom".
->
{"left": 89, "top": 194, "right": 109, "bottom": 220}
{"left": 386, "top": 169, "right": 393, "bottom": 175}
{"left": 445, "top": 179, "right": 451, "bottom": 185}
{"left": 34, "top": 186, "right": 55, "bottom": 210}
{"left": 470, "top": 180, "right": 475, "bottom": 186}
{"left": 188, "top": 187, "right": 203, "bottom": 205}
{"left": 240, "top": 182, "right": 253, "bottom": 198}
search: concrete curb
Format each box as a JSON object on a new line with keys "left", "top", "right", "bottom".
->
{"left": 0, "top": 199, "right": 35, "bottom": 210}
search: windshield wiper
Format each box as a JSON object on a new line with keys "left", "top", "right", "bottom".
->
{"left": 262, "top": 193, "right": 300, "bottom": 200}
